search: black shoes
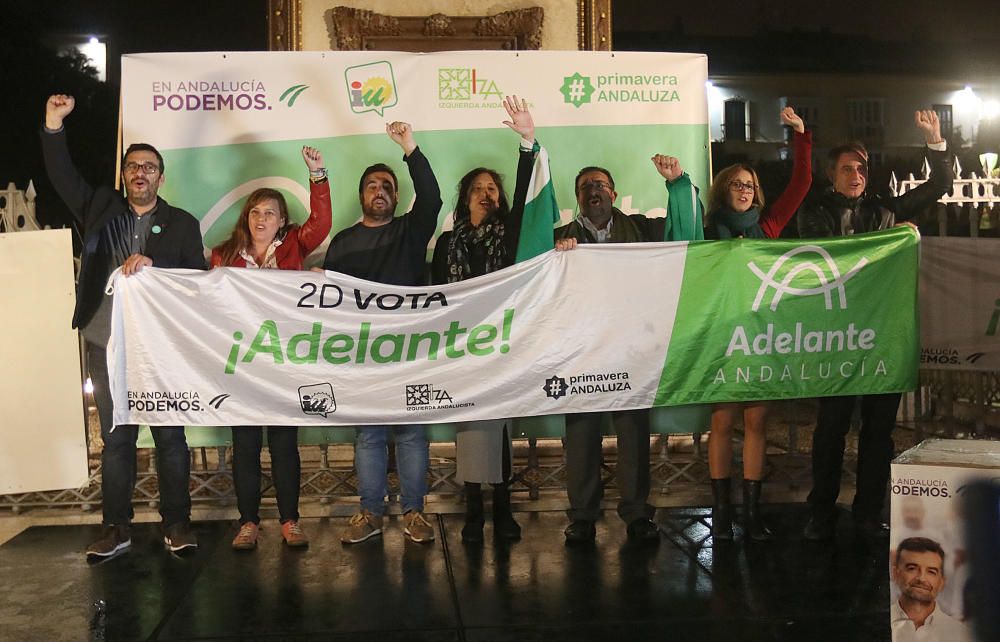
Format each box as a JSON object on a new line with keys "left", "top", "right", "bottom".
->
{"left": 853, "top": 516, "right": 890, "bottom": 539}
{"left": 803, "top": 511, "right": 888, "bottom": 541}
{"left": 564, "top": 520, "right": 596, "bottom": 544}
{"left": 462, "top": 482, "right": 522, "bottom": 543}
{"left": 461, "top": 519, "right": 485, "bottom": 543}
{"left": 626, "top": 518, "right": 660, "bottom": 543}
{"left": 163, "top": 522, "right": 198, "bottom": 552}
{"left": 803, "top": 511, "right": 837, "bottom": 541}
{"left": 712, "top": 479, "right": 776, "bottom": 542}
{"left": 86, "top": 524, "right": 132, "bottom": 558}
{"left": 563, "top": 519, "right": 658, "bottom": 544}
{"left": 710, "top": 478, "right": 734, "bottom": 541}
{"left": 87, "top": 522, "right": 197, "bottom": 557}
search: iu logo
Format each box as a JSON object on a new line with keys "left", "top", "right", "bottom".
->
{"left": 748, "top": 245, "right": 868, "bottom": 312}
{"left": 344, "top": 61, "right": 398, "bottom": 116}
{"left": 299, "top": 383, "right": 336, "bottom": 418}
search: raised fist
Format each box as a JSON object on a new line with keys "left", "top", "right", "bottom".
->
{"left": 385, "top": 121, "right": 416, "bottom": 155}
{"left": 46, "top": 94, "right": 75, "bottom": 129}
{"left": 301, "top": 145, "right": 324, "bottom": 172}
{"left": 780, "top": 106, "right": 805, "bottom": 134}
{"left": 651, "top": 154, "right": 683, "bottom": 182}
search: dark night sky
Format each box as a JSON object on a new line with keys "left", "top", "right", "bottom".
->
{"left": 4, "top": 0, "right": 999, "bottom": 227}
{"left": 1, "top": 0, "right": 268, "bottom": 227}
{"left": 15, "top": 0, "right": 269, "bottom": 83}
{"left": 18, "top": 1, "right": 268, "bottom": 49}
{"left": 614, "top": 0, "right": 1000, "bottom": 42}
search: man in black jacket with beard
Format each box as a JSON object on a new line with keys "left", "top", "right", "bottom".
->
{"left": 799, "top": 109, "right": 953, "bottom": 540}
{"left": 42, "top": 94, "right": 206, "bottom": 559}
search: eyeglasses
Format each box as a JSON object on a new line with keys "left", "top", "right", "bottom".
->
{"left": 249, "top": 209, "right": 279, "bottom": 220}
{"left": 579, "top": 180, "right": 613, "bottom": 192}
{"left": 124, "top": 161, "right": 160, "bottom": 175}
{"left": 728, "top": 180, "right": 756, "bottom": 193}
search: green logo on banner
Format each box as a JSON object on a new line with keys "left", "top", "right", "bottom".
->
{"left": 727, "top": 245, "right": 874, "bottom": 360}
{"left": 279, "top": 84, "right": 310, "bottom": 107}
{"left": 654, "top": 229, "right": 920, "bottom": 405}
{"left": 559, "top": 72, "right": 680, "bottom": 107}
{"left": 560, "top": 72, "right": 595, "bottom": 108}
{"left": 437, "top": 68, "right": 503, "bottom": 103}
{"left": 986, "top": 298, "right": 1000, "bottom": 336}
{"left": 345, "top": 61, "right": 398, "bottom": 116}
{"left": 439, "top": 68, "right": 472, "bottom": 100}
{"left": 747, "top": 245, "right": 868, "bottom": 313}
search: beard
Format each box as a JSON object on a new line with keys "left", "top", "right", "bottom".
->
{"left": 580, "top": 195, "right": 612, "bottom": 221}
{"left": 901, "top": 584, "right": 936, "bottom": 604}
{"left": 124, "top": 171, "right": 159, "bottom": 206}
{"left": 362, "top": 202, "right": 395, "bottom": 222}
{"left": 126, "top": 184, "right": 157, "bottom": 207}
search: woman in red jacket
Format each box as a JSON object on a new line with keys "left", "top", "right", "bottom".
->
{"left": 211, "top": 146, "right": 332, "bottom": 549}
{"left": 705, "top": 107, "right": 812, "bottom": 542}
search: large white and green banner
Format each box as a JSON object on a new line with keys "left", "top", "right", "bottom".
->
{"left": 918, "top": 237, "right": 1000, "bottom": 370}
{"left": 109, "top": 228, "right": 920, "bottom": 426}
{"left": 121, "top": 51, "right": 710, "bottom": 251}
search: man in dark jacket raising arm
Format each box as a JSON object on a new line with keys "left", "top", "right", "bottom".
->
{"left": 799, "top": 109, "right": 953, "bottom": 541}
{"left": 42, "top": 94, "right": 206, "bottom": 559}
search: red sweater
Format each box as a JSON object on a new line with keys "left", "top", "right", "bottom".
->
{"left": 760, "top": 130, "right": 813, "bottom": 239}
{"left": 211, "top": 180, "right": 331, "bottom": 270}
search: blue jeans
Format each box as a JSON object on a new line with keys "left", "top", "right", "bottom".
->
{"left": 355, "top": 425, "right": 428, "bottom": 515}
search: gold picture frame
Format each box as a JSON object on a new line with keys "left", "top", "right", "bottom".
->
{"left": 266, "top": 0, "right": 612, "bottom": 51}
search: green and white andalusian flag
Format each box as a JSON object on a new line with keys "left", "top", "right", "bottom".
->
{"left": 516, "top": 143, "right": 560, "bottom": 262}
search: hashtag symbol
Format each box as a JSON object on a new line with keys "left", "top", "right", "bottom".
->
{"left": 560, "top": 72, "right": 594, "bottom": 108}
{"left": 543, "top": 376, "right": 568, "bottom": 399}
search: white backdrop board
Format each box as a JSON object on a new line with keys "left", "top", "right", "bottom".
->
{"left": 919, "top": 236, "right": 1000, "bottom": 369}
{"left": 0, "top": 229, "right": 89, "bottom": 493}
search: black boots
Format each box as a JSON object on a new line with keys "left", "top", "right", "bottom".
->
{"left": 742, "top": 479, "right": 773, "bottom": 542}
{"left": 491, "top": 482, "right": 522, "bottom": 540}
{"left": 462, "top": 482, "right": 521, "bottom": 542}
{"left": 711, "top": 478, "right": 774, "bottom": 542}
{"left": 711, "top": 478, "right": 734, "bottom": 541}
{"left": 462, "top": 482, "right": 485, "bottom": 543}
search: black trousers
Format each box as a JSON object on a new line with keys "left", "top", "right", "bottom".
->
{"left": 231, "top": 426, "right": 301, "bottom": 524}
{"left": 87, "top": 343, "right": 191, "bottom": 528}
{"left": 564, "top": 409, "right": 652, "bottom": 524}
{"left": 807, "top": 393, "right": 899, "bottom": 520}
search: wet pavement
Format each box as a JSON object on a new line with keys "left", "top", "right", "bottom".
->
{"left": 0, "top": 505, "right": 890, "bottom": 641}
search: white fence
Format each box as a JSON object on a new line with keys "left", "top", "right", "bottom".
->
{"left": 0, "top": 181, "right": 42, "bottom": 233}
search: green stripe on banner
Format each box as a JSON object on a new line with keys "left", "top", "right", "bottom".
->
{"left": 655, "top": 227, "right": 920, "bottom": 405}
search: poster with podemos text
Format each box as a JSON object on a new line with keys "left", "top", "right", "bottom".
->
{"left": 121, "top": 50, "right": 710, "bottom": 253}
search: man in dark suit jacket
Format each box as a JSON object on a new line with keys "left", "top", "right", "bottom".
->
{"left": 798, "top": 110, "right": 953, "bottom": 541}
{"left": 553, "top": 160, "right": 701, "bottom": 545}
{"left": 42, "top": 94, "right": 206, "bottom": 558}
